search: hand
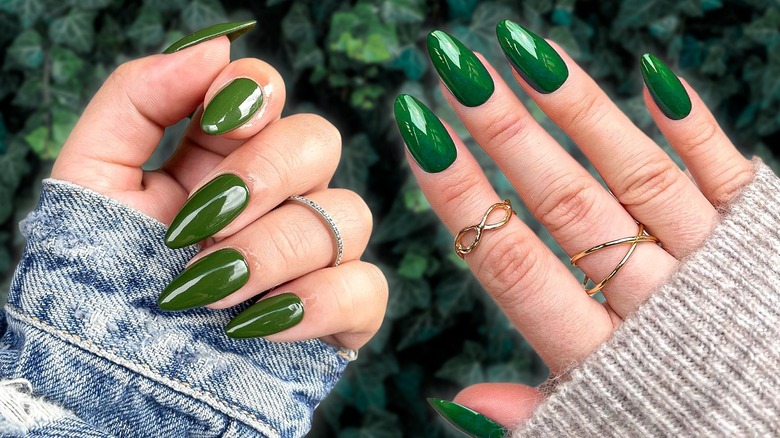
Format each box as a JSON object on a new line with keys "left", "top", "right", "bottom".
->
{"left": 51, "top": 32, "right": 387, "bottom": 350}
{"left": 398, "top": 24, "right": 753, "bottom": 431}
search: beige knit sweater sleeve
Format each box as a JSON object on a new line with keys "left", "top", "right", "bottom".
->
{"left": 512, "top": 159, "right": 780, "bottom": 437}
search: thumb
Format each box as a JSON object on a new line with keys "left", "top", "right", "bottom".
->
{"left": 52, "top": 37, "right": 230, "bottom": 193}
{"left": 431, "top": 383, "right": 543, "bottom": 436}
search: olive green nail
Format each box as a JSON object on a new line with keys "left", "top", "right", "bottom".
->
{"left": 201, "top": 78, "right": 263, "bottom": 135}
{"left": 427, "top": 30, "right": 494, "bottom": 107}
{"left": 428, "top": 398, "right": 506, "bottom": 438}
{"left": 393, "top": 94, "right": 457, "bottom": 173}
{"left": 165, "top": 174, "right": 249, "bottom": 249}
{"left": 496, "top": 19, "right": 568, "bottom": 94}
{"left": 163, "top": 20, "right": 256, "bottom": 54}
{"left": 225, "top": 293, "right": 304, "bottom": 338}
{"left": 640, "top": 53, "right": 692, "bottom": 120}
{"left": 158, "top": 248, "right": 249, "bottom": 311}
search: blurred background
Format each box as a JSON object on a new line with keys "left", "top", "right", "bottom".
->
{"left": 1, "top": 0, "right": 779, "bottom": 435}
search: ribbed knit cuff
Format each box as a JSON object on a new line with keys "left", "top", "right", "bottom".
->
{"left": 513, "top": 159, "right": 780, "bottom": 436}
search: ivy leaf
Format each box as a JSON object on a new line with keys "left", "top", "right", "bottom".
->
{"left": 1, "top": 0, "right": 44, "bottom": 28}
{"left": 335, "top": 355, "right": 398, "bottom": 411}
{"left": 446, "top": 0, "right": 479, "bottom": 20}
{"left": 744, "top": 7, "right": 780, "bottom": 45}
{"left": 67, "top": 0, "right": 111, "bottom": 9}
{"left": 385, "top": 271, "right": 430, "bottom": 319}
{"left": 12, "top": 75, "right": 43, "bottom": 108}
{"left": 127, "top": 9, "right": 164, "bottom": 48}
{"left": 614, "top": 0, "right": 672, "bottom": 29}
{"left": 181, "top": 0, "right": 227, "bottom": 31}
{"left": 397, "top": 309, "right": 447, "bottom": 350}
{"left": 49, "top": 10, "right": 96, "bottom": 53}
{"left": 435, "top": 274, "right": 477, "bottom": 318}
{"left": 380, "top": 0, "right": 424, "bottom": 24}
{"left": 435, "top": 341, "right": 486, "bottom": 387}
{"left": 50, "top": 47, "right": 84, "bottom": 84}
{"left": 328, "top": 4, "right": 399, "bottom": 63}
{"left": 390, "top": 46, "right": 428, "bottom": 81}
{"left": 6, "top": 29, "right": 43, "bottom": 70}
{"left": 332, "top": 133, "right": 378, "bottom": 196}
{"left": 397, "top": 252, "right": 428, "bottom": 279}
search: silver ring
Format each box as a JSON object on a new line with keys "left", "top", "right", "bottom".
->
{"left": 287, "top": 195, "right": 343, "bottom": 267}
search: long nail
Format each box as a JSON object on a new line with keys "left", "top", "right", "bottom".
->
{"left": 165, "top": 174, "right": 249, "bottom": 249}
{"left": 225, "top": 293, "right": 304, "bottom": 338}
{"left": 158, "top": 248, "right": 249, "bottom": 311}
{"left": 427, "top": 30, "right": 494, "bottom": 107}
{"left": 640, "top": 53, "right": 692, "bottom": 120}
{"left": 393, "top": 94, "right": 457, "bottom": 173}
{"left": 496, "top": 20, "right": 568, "bottom": 94}
{"left": 163, "top": 20, "right": 256, "bottom": 54}
{"left": 428, "top": 398, "right": 506, "bottom": 438}
{"left": 201, "top": 78, "right": 263, "bottom": 135}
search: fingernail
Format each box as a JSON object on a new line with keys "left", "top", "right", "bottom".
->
{"left": 158, "top": 248, "right": 249, "bottom": 311}
{"left": 427, "top": 30, "right": 494, "bottom": 107}
{"left": 201, "top": 78, "right": 263, "bottom": 135}
{"left": 496, "top": 19, "right": 568, "bottom": 94}
{"left": 165, "top": 174, "right": 249, "bottom": 249}
{"left": 225, "top": 293, "right": 304, "bottom": 338}
{"left": 163, "top": 20, "right": 256, "bottom": 54}
{"left": 428, "top": 398, "right": 506, "bottom": 438}
{"left": 393, "top": 94, "right": 457, "bottom": 173}
{"left": 640, "top": 53, "right": 692, "bottom": 120}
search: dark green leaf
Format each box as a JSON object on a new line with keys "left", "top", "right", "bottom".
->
{"left": 6, "top": 29, "right": 43, "bottom": 69}
{"left": 389, "top": 46, "right": 428, "bottom": 81}
{"left": 67, "top": 0, "right": 111, "bottom": 9}
{"left": 332, "top": 133, "right": 378, "bottom": 196}
{"left": 181, "top": 0, "right": 227, "bottom": 31}
{"left": 49, "top": 11, "right": 96, "bottom": 53}
{"left": 434, "top": 274, "right": 477, "bottom": 318}
{"left": 380, "top": 0, "right": 424, "bottom": 24}
{"left": 446, "top": 0, "right": 478, "bottom": 20}
{"left": 50, "top": 47, "right": 84, "bottom": 84}
{"left": 127, "top": 9, "right": 165, "bottom": 47}
{"left": 385, "top": 271, "right": 430, "bottom": 318}
{"left": 1, "top": 0, "right": 44, "bottom": 28}
{"left": 338, "top": 408, "right": 402, "bottom": 438}
{"left": 435, "top": 341, "right": 485, "bottom": 387}
{"left": 397, "top": 309, "right": 447, "bottom": 350}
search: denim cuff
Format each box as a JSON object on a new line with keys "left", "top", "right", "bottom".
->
{"left": 6, "top": 179, "right": 349, "bottom": 436}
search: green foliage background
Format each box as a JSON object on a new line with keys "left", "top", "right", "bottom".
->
{"left": 1, "top": 0, "right": 779, "bottom": 435}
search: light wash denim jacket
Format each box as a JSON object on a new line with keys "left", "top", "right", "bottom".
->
{"left": 0, "top": 180, "right": 352, "bottom": 437}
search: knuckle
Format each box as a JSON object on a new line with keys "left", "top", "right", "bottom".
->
{"left": 482, "top": 108, "right": 533, "bottom": 152}
{"left": 291, "top": 113, "right": 342, "bottom": 150}
{"left": 564, "top": 92, "right": 608, "bottom": 131}
{"left": 678, "top": 118, "right": 719, "bottom": 158}
{"left": 268, "top": 221, "right": 312, "bottom": 267}
{"left": 536, "top": 179, "right": 602, "bottom": 236}
{"left": 336, "top": 189, "right": 373, "bottom": 241}
{"left": 438, "top": 167, "right": 486, "bottom": 213}
{"left": 710, "top": 164, "right": 754, "bottom": 206}
{"left": 475, "top": 234, "right": 543, "bottom": 313}
{"left": 616, "top": 158, "right": 682, "bottom": 208}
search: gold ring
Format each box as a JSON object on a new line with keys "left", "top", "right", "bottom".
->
{"left": 570, "top": 223, "right": 659, "bottom": 295}
{"left": 454, "top": 200, "right": 515, "bottom": 259}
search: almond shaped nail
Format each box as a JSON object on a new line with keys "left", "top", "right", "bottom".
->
{"left": 163, "top": 20, "right": 256, "bottom": 54}
{"left": 165, "top": 174, "right": 249, "bottom": 249}
{"left": 427, "top": 30, "right": 494, "bottom": 107}
{"left": 157, "top": 248, "right": 249, "bottom": 311}
{"left": 428, "top": 398, "right": 506, "bottom": 438}
{"left": 393, "top": 94, "right": 457, "bottom": 173}
{"left": 640, "top": 53, "right": 692, "bottom": 120}
{"left": 225, "top": 293, "right": 304, "bottom": 338}
{"left": 496, "top": 19, "right": 568, "bottom": 94}
{"left": 201, "top": 78, "right": 263, "bottom": 135}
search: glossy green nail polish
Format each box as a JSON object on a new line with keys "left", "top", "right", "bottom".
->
{"left": 163, "top": 20, "right": 256, "bottom": 54}
{"left": 201, "top": 78, "right": 263, "bottom": 135}
{"left": 165, "top": 174, "right": 249, "bottom": 249}
{"left": 393, "top": 94, "right": 456, "bottom": 173}
{"left": 496, "top": 20, "right": 568, "bottom": 94}
{"left": 225, "top": 293, "right": 304, "bottom": 338}
{"left": 640, "top": 53, "right": 692, "bottom": 120}
{"left": 157, "top": 248, "right": 249, "bottom": 311}
{"left": 428, "top": 398, "right": 506, "bottom": 438}
{"left": 427, "top": 30, "right": 494, "bottom": 107}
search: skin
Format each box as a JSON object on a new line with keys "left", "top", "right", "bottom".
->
{"left": 412, "top": 38, "right": 754, "bottom": 426}
{"left": 51, "top": 37, "right": 387, "bottom": 350}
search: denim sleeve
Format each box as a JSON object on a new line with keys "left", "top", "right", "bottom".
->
{"left": 0, "top": 179, "right": 351, "bottom": 437}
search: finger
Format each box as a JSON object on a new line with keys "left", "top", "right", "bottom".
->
{"left": 162, "top": 58, "right": 287, "bottom": 190}
{"left": 640, "top": 56, "right": 754, "bottom": 206}
{"left": 157, "top": 188, "right": 372, "bottom": 311}
{"left": 496, "top": 21, "right": 718, "bottom": 258}
{"left": 395, "top": 94, "right": 612, "bottom": 371}
{"left": 52, "top": 38, "right": 230, "bottom": 194}
{"left": 225, "top": 261, "right": 388, "bottom": 350}
{"left": 429, "top": 32, "right": 677, "bottom": 316}
{"left": 163, "top": 113, "right": 340, "bottom": 248}
{"left": 453, "top": 383, "right": 543, "bottom": 427}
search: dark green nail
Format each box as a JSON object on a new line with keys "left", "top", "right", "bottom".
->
{"left": 158, "top": 248, "right": 249, "bottom": 311}
{"left": 496, "top": 20, "right": 568, "bottom": 94}
{"left": 165, "top": 174, "right": 249, "bottom": 249}
{"left": 393, "top": 94, "right": 456, "bottom": 173}
{"left": 225, "top": 293, "right": 304, "bottom": 338}
{"left": 640, "top": 53, "right": 692, "bottom": 120}
{"left": 201, "top": 78, "right": 263, "bottom": 135}
{"left": 427, "top": 30, "right": 494, "bottom": 107}
{"left": 163, "top": 20, "right": 256, "bottom": 54}
{"left": 428, "top": 398, "right": 506, "bottom": 438}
